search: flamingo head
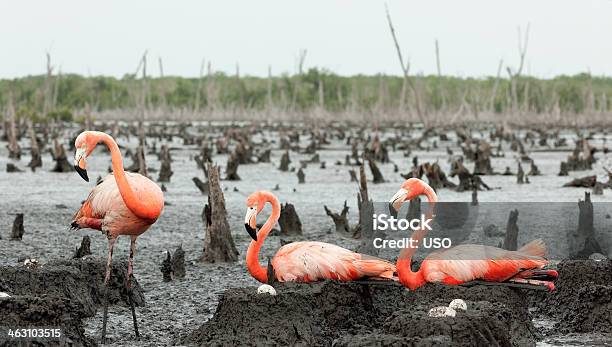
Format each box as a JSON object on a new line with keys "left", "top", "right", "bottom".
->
{"left": 74, "top": 131, "right": 102, "bottom": 182}
{"left": 389, "top": 178, "right": 436, "bottom": 212}
{"left": 244, "top": 192, "right": 265, "bottom": 241}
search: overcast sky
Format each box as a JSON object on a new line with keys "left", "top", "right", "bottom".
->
{"left": 1, "top": 0, "right": 610, "bottom": 79}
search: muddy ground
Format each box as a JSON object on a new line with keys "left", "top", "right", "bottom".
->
{"left": 1, "top": 124, "right": 611, "bottom": 346}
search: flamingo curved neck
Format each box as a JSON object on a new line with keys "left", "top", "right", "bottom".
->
{"left": 246, "top": 192, "right": 280, "bottom": 283}
{"left": 99, "top": 132, "right": 157, "bottom": 221}
{"left": 397, "top": 186, "right": 437, "bottom": 290}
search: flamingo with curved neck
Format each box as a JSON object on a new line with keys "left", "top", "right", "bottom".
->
{"left": 244, "top": 191, "right": 396, "bottom": 283}
{"left": 71, "top": 130, "right": 164, "bottom": 342}
{"left": 389, "top": 178, "right": 556, "bottom": 291}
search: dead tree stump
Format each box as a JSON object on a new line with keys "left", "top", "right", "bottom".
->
{"left": 324, "top": 201, "right": 351, "bottom": 235}
{"left": 569, "top": 192, "right": 603, "bottom": 259}
{"left": 502, "top": 209, "right": 519, "bottom": 251}
{"left": 355, "top": 163, "right": 382, "bottom": 256}
{"left": 473, "top": 141, "right": 494, "bottom": 175}
{"left": 201, "top": 165, "right": 238, "bottom": 262}
{"left": 450, "top": 159, "right": 473, "bottom": 192}
{"left": 6, "top": 163, "right": 23, "bottom": 173}
{"left": 10, "top": 213, "right": 25, "bottom": 240}
{"left": 517, "top": 162, "right": 525, "bottom": 184}
{"left": 49, "top": 139, "right": 72, "bottom": 173}
{"left": 593, "top": 182, "right": 604, "bottom": 195}
{"left": 528, "top": 160, "right": 541, "bottom": 176}
{"left": 225, "top": 152, "right": 241, "bottom": 181}
{"left": 297, "top": 168, "right": 305, "bottom": 184}
{"left": 192, "top": 177, "right": 209, "bottom": 194}
{"left": 136, "top": 145, "right": 148, "bottom": 177}
{"left": 558, "top": 162, "right": 569, "bottom": 176}
{"left": 278, "top": 203, "right": 303, "bottom": 236}
{"left": 27, "top": 123, "right": 42, "bottom": 171}
{"left": 563, "top": 175, "right": 597, "bottom": 188}
{"left": 171, "top": 245, "right": 186, "bottom": 279}
{"left": 279, "top": 150, "right": 291, "bottom": 172}
{"left": 73, "top": 236, "right": 92, "bottom": 258}
{"left": 157, "top": 144, "right": 173, "bottom": 182}
{"left": 368, "top": 157, "right": 385, "bottom": 184}
{"left": 161, "top": 251, "right": 173, "bottom": 282}
{"left": 257, "top": 149, "right": 271, "bottom": 163}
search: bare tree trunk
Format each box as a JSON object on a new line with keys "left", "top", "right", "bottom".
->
{"left": 194, "top": 58, "right": 205, "bottom": 113}
{"left": 290, "top": 49, "right": 307, "bottom": 112}
{"left": 267, "top": 65, "right": 274, "bottom": 111}
{"left": 27, "top": 121, "right": 42, "bottom": 171}
{"left": 7, "top": 95, "right": 21, "bottom": 159}
{"left": 201, "top": 164, "right": 238, "bottom": 262}
{"left": 385, "top": 4, "right": 425, "bottom": 126}
{"left": 507, "top": 24, "right": 530, "bottom": 115}
{"left": 489, "top": 59, "right": 504, "bottom": 112}
{"left": 435, "top": 39, "right": 446, "bottom": 111}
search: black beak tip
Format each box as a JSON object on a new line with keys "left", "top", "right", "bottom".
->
{"left": 389, "top": 202, "right": 399, "bottom": 218}
{"left": 74, "top": 165, "right": 89, "bottom": 182}
{"left": 245, "top": 224, "right": 258, "bottom": 241}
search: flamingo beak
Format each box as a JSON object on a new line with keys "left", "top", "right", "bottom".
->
{"left": 389, "top": 188, "right": 409, "bottom": 212}
{"left": 74, "top": 147, "right": 89, "bottom": 182}
{"left": 244, "top": 207, "right": 258, "bottom": 241}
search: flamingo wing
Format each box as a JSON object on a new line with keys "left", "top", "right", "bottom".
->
{"left": 272, "top": 241, "right": 395, "bottom": 282}
{"left": 71, "top": 175, "right": 115, "bottom": 230}
{"left": 422, "top": 244, "right": 548, "bottom": 283}
{"left": 72, "top": 173, "right": 156, "bottom": 236}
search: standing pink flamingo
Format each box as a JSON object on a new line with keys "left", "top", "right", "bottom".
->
{"left": 244, "top": 191, "right": 395, "bottom": 283}
{"left": 389, "top": 178, "right": 557, "bottom": 291}
{"left": 71, "top": 131, "right": 164, "bottom": 342}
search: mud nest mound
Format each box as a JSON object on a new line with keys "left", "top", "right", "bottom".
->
{"left": 0, "top": 258, "right": 145, "bottom": 346}
{"left": 0, "top": 258, "right": 145, "bottom": 317}
{"left": 0, "top": 295, "right": 94, "bottom": 346}
{"left": 528, "top": 259, "right": 612, "bottom": 334}
{"left": 180, "top": 281, "right": 537, "bottom": 346}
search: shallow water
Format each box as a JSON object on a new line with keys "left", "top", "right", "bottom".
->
{"left": 1, "top": 127, "right": 611, "bottom": 346}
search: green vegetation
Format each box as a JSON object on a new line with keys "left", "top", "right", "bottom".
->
{"left": 0, "top": 70, "right": 610, "bottom": 120}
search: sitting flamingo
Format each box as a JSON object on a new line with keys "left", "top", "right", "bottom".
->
{"left": 389, "top": 178, "right": 557, "bottom": 291}
{"left": 71, "top": 131, "right": 164, "bottom": 342}
{"left": 244, "top": 191, "right": 395, "bottom": 283}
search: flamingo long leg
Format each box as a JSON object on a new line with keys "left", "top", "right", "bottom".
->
{"left": 127, "top": 236, "right": 140, "bottom": 340}
{"left": 512, "top": 269, "right": 558, "bottom": 281}
{"left": 101, "top": 237, "right": 116, "bottom": 344}
{"left": 508, "top": 278, "right": 555, "bottom": 291}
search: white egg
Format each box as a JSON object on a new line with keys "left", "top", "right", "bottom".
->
{"left": 257, "top": 284, "right": 277, "bottom": 296}
{"left": 0, "top": 292, "right": 11, "bottom": 298}
{"left": 23, "top": 258, "right": 40, "bottom": 269}
{"left": 428, "top": 306, "right": 456, "bottom": 318}
{"left": 449, "top": 299, "right": 467, "bottom": 311}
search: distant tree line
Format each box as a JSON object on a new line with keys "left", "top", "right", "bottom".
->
{"left": 0, "top": 69, "right": 610, "bottom": 121}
